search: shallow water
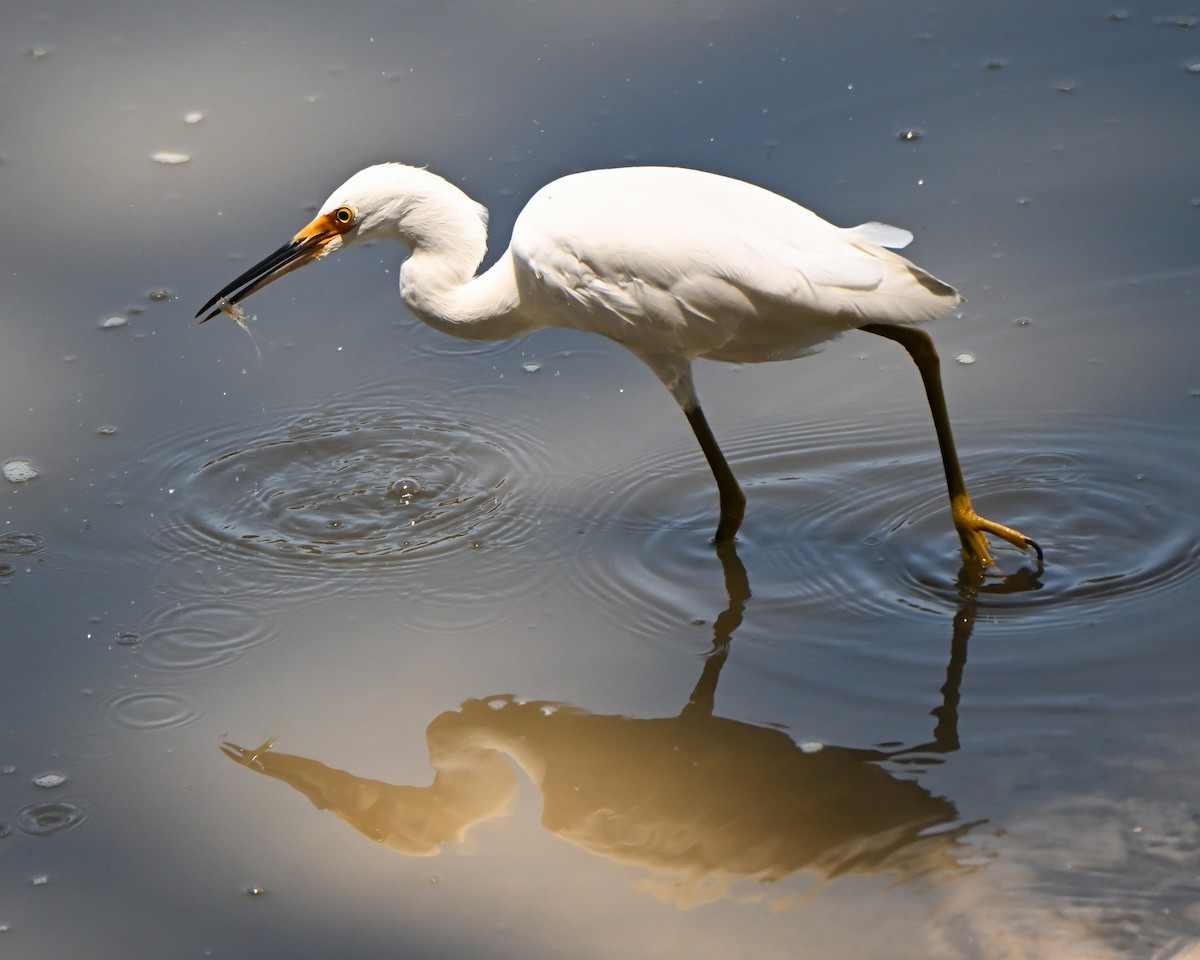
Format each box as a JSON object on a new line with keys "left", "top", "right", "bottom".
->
{"left": 3, "top": 1, "right": 1200, "bottom": 958}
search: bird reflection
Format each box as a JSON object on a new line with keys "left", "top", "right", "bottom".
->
{"left": 222, "top": 550, "right": 1040, "bottom": 907}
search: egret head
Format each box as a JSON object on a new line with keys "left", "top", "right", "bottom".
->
{"left": 196, "top": 164, "right": 488, "bottom": 322}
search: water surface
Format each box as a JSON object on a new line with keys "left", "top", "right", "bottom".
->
{"left": 2, "top": 2, "right": 1199, "bottom": 958}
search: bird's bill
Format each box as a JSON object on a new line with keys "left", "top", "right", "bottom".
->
{"left": 195, "top": 211, "right": 345, "bottom": 322}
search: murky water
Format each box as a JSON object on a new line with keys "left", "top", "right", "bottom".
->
{"left": 3, "top": 1, "right": 1200, "bottom": 958}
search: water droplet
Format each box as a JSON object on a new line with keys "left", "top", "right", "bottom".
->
{"left": 151, "top": 151, "right": 190, "bottom": 165}
{"left": 100, "top": 315, "right": 129, "bottom": 329}
{"left": 1014, "top": 317, "right": 1033, "bottom": 327}
{"left": 955, "top": 352, "right": 976, "bottom": 365}
{"left": 388, "top": 477, "right": 423, "bottom": 499}
{"left": 146, "top": 289, "right": 171, "bottom": 302}
{"left": 114, "top": 631, "right": 141, "bottom": 646}
{"left": 897, "top": 129, "right": 922, "bottom": 142}
{"left": 97, "top": 425, "right": 118, "bottom": 436}
{"left": 245, "top": 885, "right": 267, "bottom": 897}
{"left": 522, "top": 361, "right": 542, "bottom": 373}
{"left": 3, "top": 460, "right": 38, "bottom": 483}
{"left": 33, "top": 772, "right": 66, "bottom": 788}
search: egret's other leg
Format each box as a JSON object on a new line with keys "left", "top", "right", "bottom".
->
{"left": 683, "top": 403, "right": 745, "bottom": 547}
{"left": 860, "top": 323, "right": 1042, "bottom": 567}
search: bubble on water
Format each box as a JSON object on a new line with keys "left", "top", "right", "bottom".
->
{"left": 1188, "top": 59, "right": 1200, "bottom": 74}
{"left": 183, "top": 110, "right": 206, "bottom": 124}
{"left": 113, "top": 631, "right": 141, "bottom": 646}
{"left": 955, "top": 352, "right": 976, "bottom": 365}
{"left": 897, "top": 129, "right": 922, "bottom": 142}
{"left": 522, "top": 361, "right": 542, "bottom": 373}
{"left": 25, "top": 46, "right": 49, "bottom": 60}
{"left": 3, "top": 460, "right": 38, "bottom": 483}
{"left": 33, "top": 772, "right": 66, "bottom": 788}
{"left": 31, "top": 875, "right": 49, "bottom": 886}
{"left": 151, "top": 151, "right": 190, "bottom": 165}
{"left": 147, "top": 289, "right": 171, "bottom": 302}
{"left": 800, "top": 741, "right": 825, "bottom": 754}
{"left": 245, "top": 885, "right": 268, "bottom": 897}
{"left": 101, "top": 315, "right": 129, "bottom": 329}
{"left": 1014, "top": 317, "right": 1033, "bottom": 327}
{"left": 984, "top": 58, "right": 1005, "bottom": 70}
{"left": 97, "top": 425, "right": 118, "bottom": 436}
{"left": 388, "top": 477, "right": 424, "bottom": 499}
{"left": 1055, "top": 80, "right": 1078, "bottom": 93}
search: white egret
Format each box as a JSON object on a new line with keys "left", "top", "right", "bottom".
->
{"left": 197, "top": 164, "right": 1040, "bottom": 566}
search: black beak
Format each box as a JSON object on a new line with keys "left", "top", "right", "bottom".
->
{"left": 195, "top": 229, "right": 332, "bottom": 323}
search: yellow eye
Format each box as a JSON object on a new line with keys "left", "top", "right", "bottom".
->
{"left": 334, "top": 207, "right": 354, "bottom": 225}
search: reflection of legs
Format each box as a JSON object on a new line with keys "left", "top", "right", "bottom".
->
{"left": 685, "top": 544, "right": 750, "bottom": 718}
{"left": 860, "top": 323, "right": 1042, "bottom": 567}
{"left": 684, "top": 403, "right": 746, "bottom": 548}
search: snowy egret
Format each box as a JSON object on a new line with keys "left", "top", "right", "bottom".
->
{"left": 197, "top": 164, "right": 1040, "bottom": 566}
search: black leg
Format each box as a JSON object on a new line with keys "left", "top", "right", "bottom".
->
{"left": 860, "top": 323, "right": 1042, "bottom": 567}
{"left": 684, "top": 403, "right": 746, "bottom": 548}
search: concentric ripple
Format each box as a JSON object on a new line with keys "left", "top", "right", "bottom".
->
{"left": 104, "top": 688, "right": 199, "bottom": 731}
{"left": 128, "top": 597, "right": 279, "bottom": 674}
{"left": 14, "top": 798, "right": 91, "bottom": 837}
{"left": 0, "top": 532, "right": 46, "bottom": 555}
{"left": 153, "top": 396, "right": 554, "bottom": 590}
{"left": 561, "top": 412, "right": 1200, "bottom": 634}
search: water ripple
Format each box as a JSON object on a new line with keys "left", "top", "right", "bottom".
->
{"left": 14, "top": 798, "right": 91, "bottom": 837}
{"left": 104, "top": 688, "right": 199, "bottom": 731}
{"left": 129, "top": 597, "right": 279, "bottom": 674}
{"left": 561, "top": 413, "right": 1199, "bottom": 635}
{"left": 150, "top": 393, "right": 555, "bottom": 595}
{"left": 0, "top": 532, "right": 47, "bottom": 555}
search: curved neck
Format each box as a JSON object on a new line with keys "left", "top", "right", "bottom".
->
{"left": 392, "top": 178, "right": 541, "bottom": 342}
{"left": 401, "top": 247, "right": 538, "bottom": 341}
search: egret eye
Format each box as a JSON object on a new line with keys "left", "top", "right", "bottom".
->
{"left": 334, "top": 207, "right": 354, "bottom": 225}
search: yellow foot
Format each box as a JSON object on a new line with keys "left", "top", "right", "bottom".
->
{"left": 953, "top": 499, "right": 1043, "bottom": 568}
